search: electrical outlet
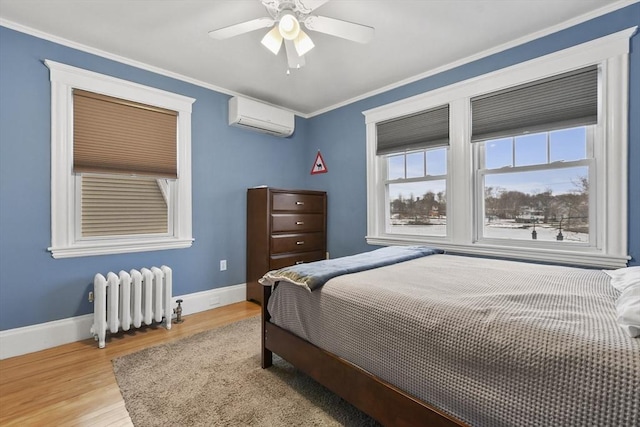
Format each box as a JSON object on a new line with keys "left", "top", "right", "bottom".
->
{"left": 220, "top": 259, "right": 227, "bottom": 271}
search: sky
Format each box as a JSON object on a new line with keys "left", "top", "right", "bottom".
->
{"left": 388, "top": 126, "right": 588, "bottom": 201}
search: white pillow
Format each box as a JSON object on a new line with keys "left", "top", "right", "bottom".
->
{"left": 603, "top": 266, "right": 640, "bottom": 292}
{"left": 616, "top": 282, "right": 640, "bottom": 338}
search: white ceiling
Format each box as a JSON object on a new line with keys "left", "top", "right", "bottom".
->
{"left": 0, "top": 0, "right": 630, "bottom": 116}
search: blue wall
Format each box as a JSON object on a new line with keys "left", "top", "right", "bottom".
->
{"left": 1, "top": 4, "right": 638, "bottom": 331}
{"left": 304, "top": 3, "right": 640, "bottom": 264}
{"left": 0, "top": 26, "right": 309, "bottom": 330}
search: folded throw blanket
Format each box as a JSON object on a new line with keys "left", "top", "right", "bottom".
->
{"left": 259, "top": 245, "right": 444, "bottom": 291}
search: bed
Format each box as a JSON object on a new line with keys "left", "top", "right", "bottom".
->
{"left": 259, "top": 248, "right": 640, "bottom": 426}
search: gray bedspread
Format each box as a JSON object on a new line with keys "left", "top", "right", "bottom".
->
{"left": 267, "top": 254, "right": 640, "bottom": 427}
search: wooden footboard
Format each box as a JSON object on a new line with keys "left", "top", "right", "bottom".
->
{"left": 260, "top": 284, "right": 466, "bottom": 427}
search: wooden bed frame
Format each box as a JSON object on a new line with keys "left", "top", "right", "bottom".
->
{"left": 260, "top": 284, "right": 467, "bottom": 427}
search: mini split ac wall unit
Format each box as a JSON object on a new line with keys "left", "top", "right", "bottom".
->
{"left": 228, "top": 96, "right": 295, "bottom": 137}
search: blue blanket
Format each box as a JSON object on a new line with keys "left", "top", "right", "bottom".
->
{"left": 259, "top": 246, "right": 444, "bottom": 291}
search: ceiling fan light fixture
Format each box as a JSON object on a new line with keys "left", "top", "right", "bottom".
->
{"left": 278, "top": 12, "right": 300, "bottom": 40}
{"left": 261, "top": 26, "right": 283, "bottom": 55}
{"left": 294, "top": 30, "right": 314, "bottom": 56}
{"left": 208, "top": 0, "right": 376, "bottom": 69}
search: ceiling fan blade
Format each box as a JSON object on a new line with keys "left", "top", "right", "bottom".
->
{"left": 303, "top": 15, "right": 374, "bottom": 44}
{"left": 295, "top": 0, "right": 331, "bottom": 14}
{"left": 208, "top": 17, "right": 274, "bottom": 40}
{"left": 284, "top": 40, "right": 305, "bottom": 69}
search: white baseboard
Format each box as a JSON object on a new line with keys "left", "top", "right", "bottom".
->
{"left": 0, "top": 283, "right": 247, "bottom": 360}
{"left": 173, "top": 283, "right": 246, "bottom": 317}
{"left": 0, "top": 314, "right": 96, "bottom": 361}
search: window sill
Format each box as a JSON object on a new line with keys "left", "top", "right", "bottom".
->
{"left": 48, "top": 238, "right": 194, "bottom": 259}
{"left": 366, "top": 235, "right": 629, "bottom": 269}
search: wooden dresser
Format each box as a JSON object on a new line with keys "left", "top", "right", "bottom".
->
{"left": 246, "top": 187, "right": 327, "bottom": 304}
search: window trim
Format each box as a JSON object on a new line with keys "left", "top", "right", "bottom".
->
{"left": 45, "top": 60, "right": 195, "bottom": 258}
{"left": 363, "top": 27, "right": 636, "bottom": 268}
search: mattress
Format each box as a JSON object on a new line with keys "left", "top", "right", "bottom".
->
{"left": 267, "top": 254, "right": 640, "bottom": 426}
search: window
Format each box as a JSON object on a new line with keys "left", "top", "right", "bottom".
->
{"left": 364, "top": 28, "right": 634, "bottom": 268}
{"left": 73, "top": 89, "right": 178, "bottom": 241}
{"left": 472, "top": 66, "right": 597, "bottom": 247}
{"left": 377, "top": 104, "right": 449, "bottom": 238}
{"left": 478, "top": 127, "right": 592, "bottom": 244}
{"left": 46, "top": 60, "right": 195, "bottom": 258}
{"left": 386, "top": 147, "right": 447, "bottom": 237}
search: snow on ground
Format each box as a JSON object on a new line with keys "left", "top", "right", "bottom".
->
{"left": 484, "top": 222, "right": 587, "bottom": 242}
{"left": 388, "top": 220, "right": 588, "bottom": 243}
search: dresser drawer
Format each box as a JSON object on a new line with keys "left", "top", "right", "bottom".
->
{"left": 271, "top": 213, "right": 324, "bottom": 233}
{"left": 272, "top": 193, "right": 325, "bottom": 213}
{"left": 270, "top": 251, "right": 325, "bottom": 270}
{"left": 271, "top": 232, "right": 324, "bottom": 254}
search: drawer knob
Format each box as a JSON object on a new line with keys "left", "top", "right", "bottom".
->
{"left": 296, "top": 221, "right": 304, "bottom": 225}
{"left": 296, "top": 201, "right": 305, "bottom": 205}
{"left": 296, "top": 241, "right": 305, "bottom": 245}
{"left": 295, "top": 261, "right": 304, "bottom": 265}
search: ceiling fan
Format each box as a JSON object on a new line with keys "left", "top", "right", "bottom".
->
{"left": 208, "top": 0, "right": 374, "bottom": 70}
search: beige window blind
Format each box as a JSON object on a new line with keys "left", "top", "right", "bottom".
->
{"left": 73, "top": 89, "right": 178, "bottom": 178}
{"left": 81, "top": 175, "right": 168, "bottom": 237}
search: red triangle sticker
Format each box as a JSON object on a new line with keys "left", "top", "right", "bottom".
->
{"left": 310, "top": 151, "right": 328, "bottom": 175}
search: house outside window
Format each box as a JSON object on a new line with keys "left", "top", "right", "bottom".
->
{"left": 363, "top": 28, "right": 634, "bottom": 268}
{"left": 46, "top": 60, "right": 195, "bottom": 258}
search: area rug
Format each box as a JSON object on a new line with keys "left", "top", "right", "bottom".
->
{"left": 112, "top": 316, "right": 379, "bottom": 426}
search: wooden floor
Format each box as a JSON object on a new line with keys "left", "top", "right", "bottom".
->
{"left": 0, "top": 302, "right": 260, "bottom": 427}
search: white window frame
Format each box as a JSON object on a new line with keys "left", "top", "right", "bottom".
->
{"left": 45, "top": 60, "right": 195, "bottom": 258}
{"left": 363, "top": 27, "right": 636, "bottom": 268}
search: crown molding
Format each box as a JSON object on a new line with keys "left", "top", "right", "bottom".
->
{"left": 0, "top": 18, "right": 299, "bottom": 116}
{"left": 309, "top": 0, "right": 639, "bottom": 117}
{"left": 1, "top": 0, "right": 637, "bottom": 119}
